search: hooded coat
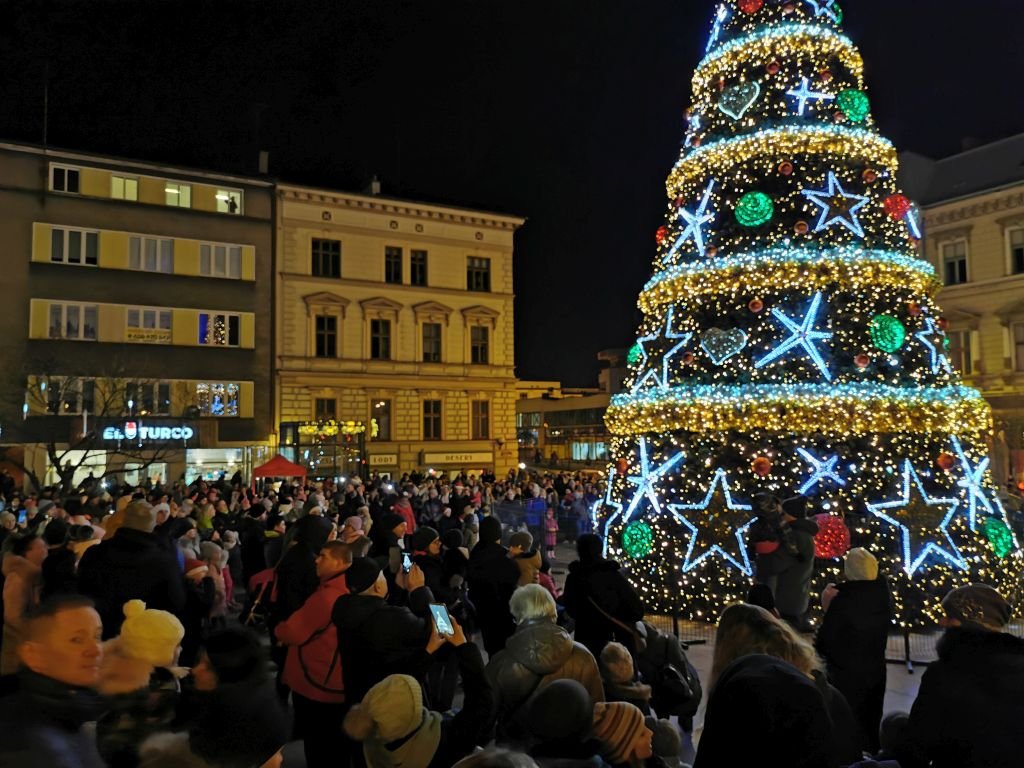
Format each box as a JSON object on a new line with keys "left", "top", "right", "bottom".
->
{"left": 78, "top": 527, "right": 186, "bottom": 639}
{"left": 467, "top": 533, "right": 521, "bottom": 656}
{"left": 899, "top": 627, "right": 1024, "bottom": 768}
{"left": 773, "top": 517, "right": 819, "bottom": 620}
{"left": 486, "top": 618, "right": 604, "bottom": 740}
{"left": 270, "top": 515, "right": 333, "bottom": 625}
{"left": 1, "top": 554, "right": 42, "bottom": 675}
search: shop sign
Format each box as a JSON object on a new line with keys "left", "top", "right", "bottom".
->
{"left": 421, "top": 452, "right": 493, "bottom": 465}
{"left": 126, "top": 328, "right": 172, "bottom": 344}
{"left": 102, "top": 421, "right": 195, "bottom": 442}
{"left": 369, "top": 454, "right": 398, "bottom": 467}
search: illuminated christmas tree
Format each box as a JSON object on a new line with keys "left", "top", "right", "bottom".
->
{"left": 596, "top": 0, "right": 1023, "bottom": 626}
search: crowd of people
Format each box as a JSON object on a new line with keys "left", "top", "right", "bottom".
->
{"left": 0, "top": 466, "right": 1020, "bottom": 768}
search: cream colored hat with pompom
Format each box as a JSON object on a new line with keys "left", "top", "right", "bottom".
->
{"left": 119, "top": 599, "right": 185, "bottom": 667}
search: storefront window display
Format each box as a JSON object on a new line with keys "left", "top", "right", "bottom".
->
{"left": 280, "top": 420, "right": 366, "bottom": 480}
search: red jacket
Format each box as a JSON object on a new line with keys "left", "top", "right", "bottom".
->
{"left": 394, "top": 498, "right": 417, "bottom": 533}
{"left": 274, "top": 570, "right": 347, "bottom": 703}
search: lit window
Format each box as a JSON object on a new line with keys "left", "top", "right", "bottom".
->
{"left": 197, "top": 383, "right": 239, "bottom": 417}
{"left": 125, "top": 382, "right": 171, "bottom": 415}
{"left": 216, "top": 188, "right": 243, "bottom": 214}
{"left": 111, "top": 175, "right": 139, "bottom": 201}
{"left": 126, "top": 307, "right": 172, "bottom": 343}
{"left": 373, "top": 399, "right": 392, "bottom": 441}
{"left": 50, "top": 228, "right": 98, "bottom": 266}
{"left": 198, "top": 313, "right": 241, "bottom": 347}
{"left": 165, "top": 182, "right": 192, "bottom": 208}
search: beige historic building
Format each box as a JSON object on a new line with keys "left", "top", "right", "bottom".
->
{"left": 275, "top": 183, "right": 524, "bottom": 478}
{"left": 904, "top": 134, "right": 1024, "bottom": 485}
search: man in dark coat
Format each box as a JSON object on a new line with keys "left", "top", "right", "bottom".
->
{"left": 815, "top": 547, "right": 892, "bottom": 753}
{"left": 466, "top": 516, "right": 520, "bottom": 656}
{"left": 331, "top": 557, "right": 435, "bottom": 705}
{"left": 77, "top": 501, "right": 185, "bottom": 638}
{"left": 561, "top": 534, "right": 645, "bottom": 657}
{"left": 271, "top": 514, "right": 334, "bottom": 626}
{"left": 773, "top": 496, "right": 819, "bottom": 629}
{"left": 899, "top": 584, "right": 1024, "bottom": 768}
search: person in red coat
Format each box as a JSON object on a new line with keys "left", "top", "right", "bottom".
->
{"left": 275, "top": 540, "right": 352, "bottom": 768}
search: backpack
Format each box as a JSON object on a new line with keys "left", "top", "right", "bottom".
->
{"left": 641, "top": 625, "right": 703, "bottom": 720}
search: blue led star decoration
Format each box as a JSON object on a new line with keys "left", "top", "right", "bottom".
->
{"left": 631, "top": 307, "right": 691, "bottom": 394}
{"left": 786, "top": 77, "right": 835, "bottom": 116}
{"left": 623, "top": 437, "right": 685, "bottom": 525}
{"left": 802, "top": 171, "right": 870, "bottom": 239}
{"left": 867, "top": 459, "right": 967, "bottom": 577}
{"left": 797, "top": 448, "right": 846, "bottom": 496}
{"left": 668, "top": 179, "right": 717, "bottom": 260}
{"left": 915, "top": 317, "right": 953, "bottom": 375}
{"left": 669, "top": 468, "right": 756, "bottom": 576}
{"left": 705, "top": 3, "right": 729, "bottom": 54}
{"left": 805, "top": 0, "right": 841, "bottom": 22}
{"left": 755, "top": 291, "right": 834, "bottom": 380}
{"left": 949, "top": 436, "right": 1001, "bottom": 532}
{"left": 683, "top": 114, "right": 702, "bottom": 149}
{"left": 596, "top": 467, "right": 625, "bottom": 557}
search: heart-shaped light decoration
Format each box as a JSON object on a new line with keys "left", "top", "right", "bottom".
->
{"left": 718, "top": 81, "right": 761, "bottom": 121}
{"left": 701, "top": 328, "right": 748, "bottom": 365}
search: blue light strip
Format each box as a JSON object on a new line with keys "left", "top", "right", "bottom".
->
{"left": 611, "top": 382, "right": 987, "bottom": 410}
{"left": 644, "top": 246, "right": 936, "bottom": 294}
{"left": 696, "top": 23, "right": 856, "bottom": 72}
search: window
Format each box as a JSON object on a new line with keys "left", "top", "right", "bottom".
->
{"left": 467, "top": 257, "right": 491, "bottom": 292}
{"left": 370, "top": 319, "right": 391, "bottom": 360}
{"left": 411, "top": 250, "right": 428, "bottom": 286}
{"left": 216, "top": 189, "right": 242, "bottom": 214}
{"left": 111, "top": 175, "right": 138, "bottom": 201}
{"left": 164, "top": 182, "right": 192, "bottom": 208}
{"left": 470, "top": 326, "right": 489, "bottom": 364}
{"left": 129, "top": 236, "right": 174, "bottom": 273}
{"left": 942, "top": 241, "right": 968, "bottom": 285}
{"left": 385, "top": 246, "right": 403, "bottom": 284}
{"left": 196, "top": 383, "right": 240, "bottom": 417}
{"left": 126, "top": 307, "right": 172, "bottom": 343}
{"left": 48, "top": 303, "right": 98, "bottom": 340}
{"left": 422, "top": 322, "right": 442, "bottom": 362}
{"left": 312, "top": 239, "right": 341, "bottom": 278}
{"left": 472, "top": 400, "right": 490, "bottom": 440}
{"left": 423, "top": 400, "right": 442, "bottom": 440}
{"left": 315, "top": 315, "right": 337, "bottom": 358}
{"left": 947, "top": 330, "right": 972, "bottom": 376}
{"left": 198, "top": 313, "right": 241, "bottom": 347}
{"left": 373, "top": 399, "right": 392, "bottom": 441}
{"left": 125, "top": 382, "right": 171, "bottom": 415}
{"left": 50, "top": 165, "right": 80, "bottom": 193}
{"left": 314, "top": 398, "right": 337, "bottom": 420}
{"left": 50, "top": 228, "right": 98, "bottom": 266}
{"left": 1015, "top": 324, "right": 1024, "bottom": 372}
{"left": 46, "top": 378, "right": 95, "bottom": 415}
{"left": 1010, "top": 229, "right": 1024, "bottom": 275}
{"left": 200, "top": 243, "right": 242, "bottom": 279}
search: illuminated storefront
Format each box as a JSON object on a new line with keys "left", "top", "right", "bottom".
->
{"left": 279, "top": 419, "right": 367, "bottom": 480}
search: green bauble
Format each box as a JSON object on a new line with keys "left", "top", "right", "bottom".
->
{"left": 627, "top": 343, "right": 643, "bottom": 367}
{"left": 622, "top": 520, "right": 655, "bottom": 559}
{"left": 837, "top": 89, "right": 870, "bottom": 123}
{"left": 869, "top": 315, "right": 906, "bottom": 353}
{"left": 983, "top": 518, "right": 1015, "bottom": 559}
{"left": 735, "top": 191, "right": 774, "bottom": 227}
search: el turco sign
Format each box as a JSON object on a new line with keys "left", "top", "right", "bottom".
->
{"left": 102, "top": 421, "right": 195, "bottom": 442}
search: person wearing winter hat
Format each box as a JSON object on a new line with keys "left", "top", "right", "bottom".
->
{"left": 648, "top": 717, "right": 684, "bottom": 768}
{"left": 452, "top": 749, "right": 539, "bottom": 768}
{"left": 508, "top": 530, "right": 542, "bottom": 588}
{"left": 816, "top": 547, "right": 892, "bottom": 753}
{"left": 774, "top": 495, "right": 819, "bottom": 630}
{"left": 600, "top": 641, "right": 652, "bottom": 715}
{"left": 341, "top": 514, "right": 373, "bottom": 555}
{"left": 898, "top": 584, "right": 1024, "bottom": 768}
{"left": 592, "top": 700, "right": 654, "bottom": 767}
{"left": 40, "top": 517, "right": 78, "bottom": 601}
{"left": 343, "top": 613, "right": 495, "bottom": 768}
{"left": 468, "top": 515, "right": 521, "bottom": 655}
{"left": 96, "top": 600, "right": 186, "bottom": 767}
{"left": 526, "top": 679, "right": 606, "bottom": 765}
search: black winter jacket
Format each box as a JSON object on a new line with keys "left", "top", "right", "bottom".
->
{"left": 561, "top": 559, "right": 644, "bottom": 657}
{"left": 467, "top": 541, "right": 520, "bottom": 654}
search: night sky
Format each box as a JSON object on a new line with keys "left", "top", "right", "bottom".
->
{"left": 1, "top": 0, "right": 1021, "bottom": 385}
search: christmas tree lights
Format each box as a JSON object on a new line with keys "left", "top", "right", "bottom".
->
{"left": 596, "top": 0, "right": 1023, "bottom": 626}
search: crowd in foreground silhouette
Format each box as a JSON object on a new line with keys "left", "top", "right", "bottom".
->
{"left": 0, "top": 468, "right": 1021, "bottom": 767}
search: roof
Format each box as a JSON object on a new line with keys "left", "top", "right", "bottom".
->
{"left": 252, "top": 454, "right": 307, "bottom": 479}
{"left": 900, "top": 133, "right": 1024, "bottom": 207}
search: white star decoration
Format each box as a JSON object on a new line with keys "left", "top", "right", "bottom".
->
{"left": 797, "top": 448, "right": 846, "bottom": 496}
{"left": 668, "top": 179, "right": 717, "bottom": 260}
{"left": 950, "top": 436, "right": 1000, "bottom": 532}
{"left": 631, "top": 307, "right": 691, "bottom": 394}
{"left": 786, "top": 76, "right": 834, "bottom": 116}
{"left": 802, "top": 171, "right": 870, "bottom": 238}
{"left": 805, "top": 0, "right": 841, "bottom": 22}
{"left": 596, "top": 467, "right": 624, "bottom": 557}
{"left": 915, "top": 317, "right": 953, "bottom": 375}
{"left": 623, "top": 437, "right": 685, "bottom": 525}
{"left": 867, "top": 459, "right": 966, "bottom": 576}
{"left": 669, "top": 468, "right": 756, "bottom": 576}
{"left": 755, "top": 291, "right": 834, "bottom": 380}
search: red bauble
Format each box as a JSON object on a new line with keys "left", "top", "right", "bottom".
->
{"left": 833, "top": 111, "right": 847, "bottom": 123}
{"left": 819, "top": 70, "right": 833, "bottom": 82}
{"left": 778, "top": 161, "right": 794, "bottom": 176}
{"left": 655, "top": 225, "right": 669, "bottom": 244}
{"left": 863, "top": 169, "right": 878, "bottom": 183}
{"left": 738, "top": 0, "right": 763, "bottom": 13}
{"left": 706, "top": 245, "right": 719, "bottom": 257}
{"left": 748, "top": 298, "right": 765, "bottom": 314}
{"left": 691, "top": 137, "right": 702, "bottom": 147}
{"left": 814, "top": 514, "right": 851, "bottom": 559}
{"left": 937, "top": 317, "right": 949, "bottom": 331}
{"left": 907, "top": 302, "right": 922, "bottom": 317}
{"left": 615, "top": 458, "right": 629, "bottom": 475}
{"left": 752, "top": 456, "right": 773, "bottom": 477}
{"left": 674, "top": 196, "right": 686, "bottom": 209}
{"left": 795, "top": 220, "right": 809, "bottom": 234}
{"left": 681, "top": 351, "right": 695, "bottom": 365}
{"left": 937, "top": 452, "right": 955, "bottom": 471}
{"left": 854, "top": 353, "right": 871, "bottom": 368}
{"left": 766, "top": 61, "right": 781, "bottom": 75}
{"left": 781, "top": 2, "right": 797, "bottom": 13}
{"left": 884, "top": 194, "right": 913, "bottom": 220}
